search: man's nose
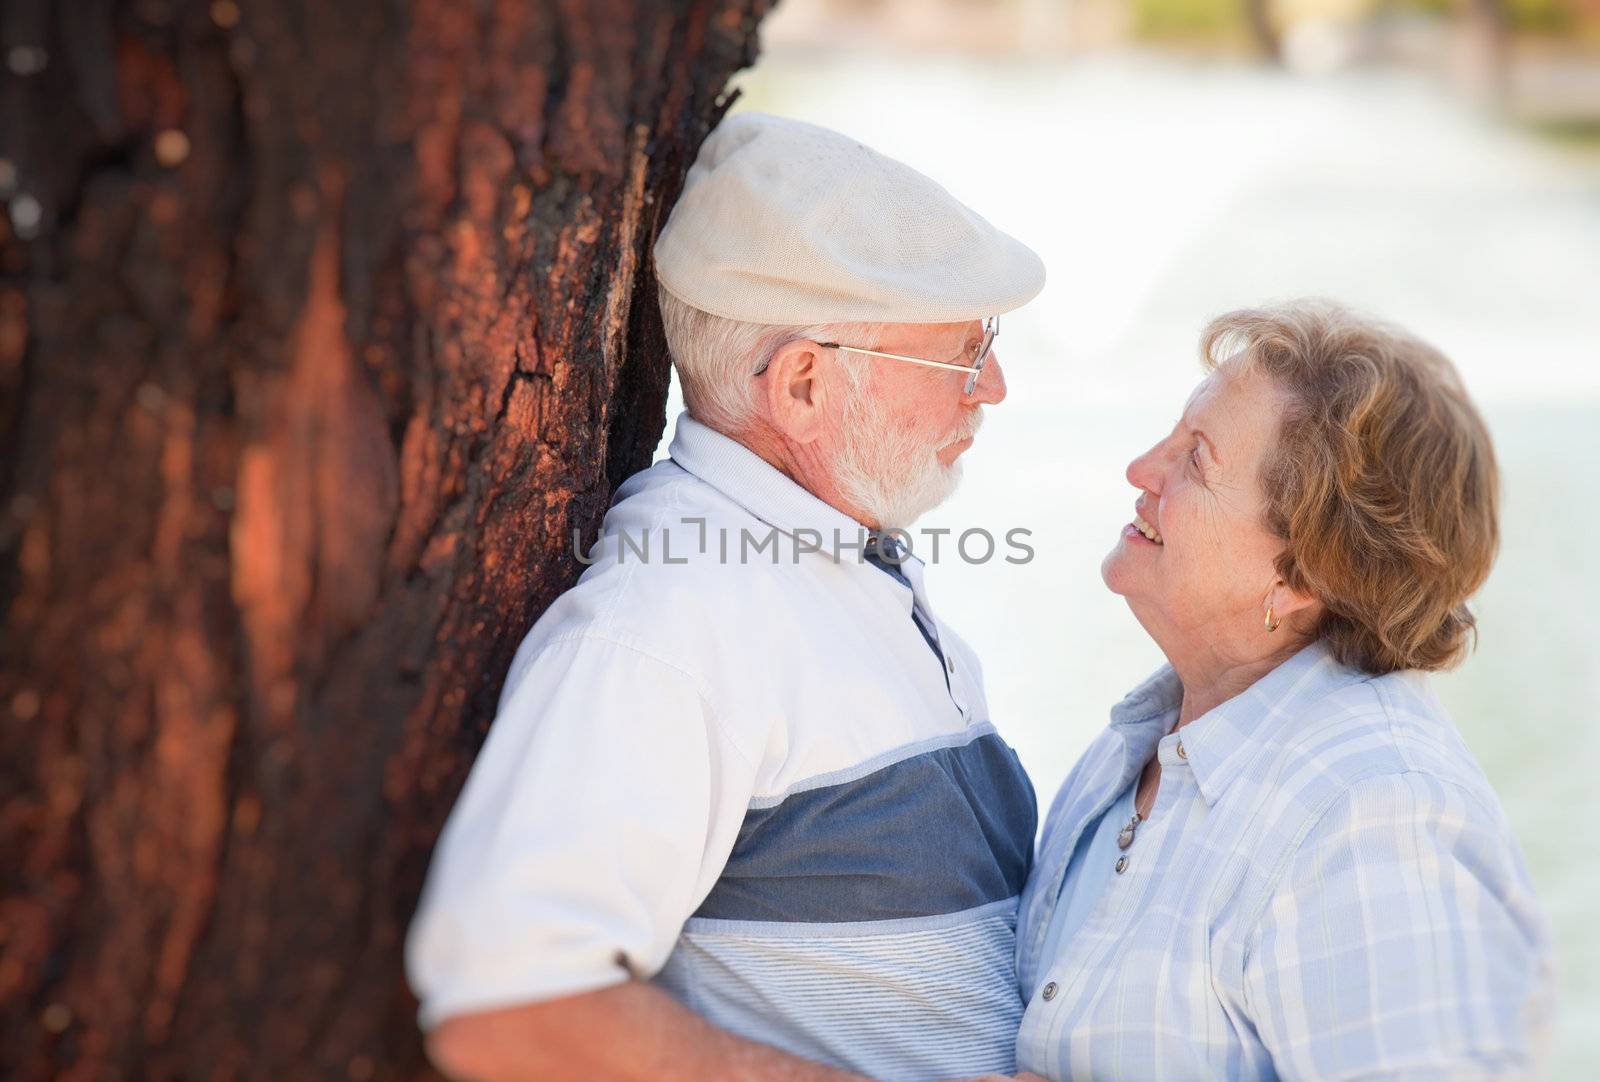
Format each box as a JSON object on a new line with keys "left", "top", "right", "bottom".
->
{"left": 970, "top": 352, "right": 1007, "bottom": 405}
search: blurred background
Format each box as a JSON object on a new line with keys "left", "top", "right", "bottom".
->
{"left": 659, "top": 0, "right": 1598, "bottom": 1075}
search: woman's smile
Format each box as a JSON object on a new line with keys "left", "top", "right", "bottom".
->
{"left": 1129, "top": 510, "right": 1163, "bottom": 545}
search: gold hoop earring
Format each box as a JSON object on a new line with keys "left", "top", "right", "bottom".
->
{"left": 1265, "top": 605, "right": 1281, "bottom": 633}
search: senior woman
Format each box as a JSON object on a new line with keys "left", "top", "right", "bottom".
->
{"left": 1015, "top": 301, "right": 1552, "bottom": 1080}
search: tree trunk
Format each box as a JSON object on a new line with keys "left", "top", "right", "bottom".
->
{"left": 0, "top": 2, "right": 769, "bottom": 1078}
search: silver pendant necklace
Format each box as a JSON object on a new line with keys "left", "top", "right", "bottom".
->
{"left": 1116, "top": 811, "right": 1143, "bottom": 850}
{"left": 1118, "top": 780, "right": 1154, "bottom": 850}
{"left": 1119, "top": 731, "right": 1173, "bottom": 851}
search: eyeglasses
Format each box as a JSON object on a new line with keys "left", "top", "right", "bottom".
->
{"left": 817, "top": 316, "right": 999, "bottom": 396}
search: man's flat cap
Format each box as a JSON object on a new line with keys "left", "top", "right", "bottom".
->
{"left": 653, "top": 112, "right": 1045, "bottom": 326}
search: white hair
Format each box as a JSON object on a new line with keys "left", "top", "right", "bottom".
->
{"left": 657, "top": 285, "right": 976, "bottom": 528}
{"left": 833, "top": 356, "right": 982, "bottom": 528}
{"left": 657, "top": 284, "right": 882, "bottom": 434}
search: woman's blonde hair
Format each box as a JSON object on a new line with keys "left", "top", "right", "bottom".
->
{"left": 1202, "top": 300, "right": 1499, "bottom": 675}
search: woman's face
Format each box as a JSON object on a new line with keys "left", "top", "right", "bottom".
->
{"left": 1102, "top": 360, "right": 1292, "bottom": 648}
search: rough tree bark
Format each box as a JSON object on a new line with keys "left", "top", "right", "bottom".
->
{"left": 0, "top": 1, "right": 770, "bottom": 1078}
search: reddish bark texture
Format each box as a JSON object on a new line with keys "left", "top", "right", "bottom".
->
{"left": 0, "top": 1, "right": 769, "bottom": 1077}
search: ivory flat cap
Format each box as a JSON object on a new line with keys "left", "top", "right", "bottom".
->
{"left": 653, "top": 112, "right": 1045, "bottom": 326}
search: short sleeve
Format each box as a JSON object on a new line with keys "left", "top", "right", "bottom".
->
{"left": 1243, "top": 771, "right": 1553, "bottom": 1081}
{"left": 404, "top": 633, "right": 758, "bottom": 1030}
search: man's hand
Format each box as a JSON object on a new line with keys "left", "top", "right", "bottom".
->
{"left": 425, "top": 979, "right": 868, "bottom": 1082}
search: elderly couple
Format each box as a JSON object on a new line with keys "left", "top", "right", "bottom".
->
{"left": 405, "top": 114, "right": 1553, "bottom": 1080}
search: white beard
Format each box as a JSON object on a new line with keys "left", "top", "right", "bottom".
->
{"left": 833, "top": 391, "right": 982, "bottom": 530}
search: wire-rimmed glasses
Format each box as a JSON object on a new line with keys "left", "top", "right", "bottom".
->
{"left": 815, "top": 316, "right": 999, "bottom": 396}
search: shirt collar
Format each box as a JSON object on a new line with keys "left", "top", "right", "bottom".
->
{"left": 1177, "top": 639, "right": 1370, "bottom": 805}
{"left": 667, "top": 411, "right": 887, "bottom": 552}
{"left": 1105, "top": 663, "right": 1185, "bottom": 791}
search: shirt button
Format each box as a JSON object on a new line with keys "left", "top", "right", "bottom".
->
{"left": 1042, "top": 981, "right": 1058, "bottom": 1001}
{"left": 946, "top": 655, "right": 955, "bottom": 673}
{"left": 1176, "top": 739, "right": 1187, "bottom": 760}
{"left": 1115, "top": 856, "right": 1129, "bottom": 874}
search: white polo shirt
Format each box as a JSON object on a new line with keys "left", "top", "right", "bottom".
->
{"left": 405, "top": 413, "right": 1037, "bottom": 1080}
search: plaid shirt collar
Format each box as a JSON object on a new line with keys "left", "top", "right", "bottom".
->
{"left": 1108, "top": 639, "right": 1372, "bottom": 807}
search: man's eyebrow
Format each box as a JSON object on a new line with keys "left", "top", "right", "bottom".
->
{"left": 950, "top": 329, "right": 983, "bottom": 361}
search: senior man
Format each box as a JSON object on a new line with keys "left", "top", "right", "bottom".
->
{"left": 406, "top": 113, "right": 1046, "bottom": 1082}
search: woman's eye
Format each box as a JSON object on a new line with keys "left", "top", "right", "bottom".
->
{"left": 1188, "top": 446, "right": 1203, "bottom": 469}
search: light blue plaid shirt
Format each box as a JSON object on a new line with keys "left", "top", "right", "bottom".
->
{"left": 1017, "top": 640, "right": 1554, "bottom": 1080}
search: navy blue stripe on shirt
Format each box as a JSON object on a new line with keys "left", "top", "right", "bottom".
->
{"left": 694, "top": 731, "right": 1037, "bottom": 923}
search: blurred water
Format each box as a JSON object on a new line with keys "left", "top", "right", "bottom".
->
{"left": 658, "top": 47, "right": 1600, "bottom": 1078}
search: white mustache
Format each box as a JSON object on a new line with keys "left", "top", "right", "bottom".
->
{"left": 835, "top": 397, "right": 976, "bottom": 529}
{"left": 952, "top": 408, "right": 984, "bottom": 444}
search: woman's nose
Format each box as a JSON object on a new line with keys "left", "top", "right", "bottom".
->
{"left": 1126, "top": 444, "right": 1163, "bottom": 493}
{"left": 971, "top": 352, "right": 1007, "bottom": 405}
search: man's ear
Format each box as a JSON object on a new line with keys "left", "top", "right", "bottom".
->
{"left": 758, "top": 338, "right": 829, "bottom": 444}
